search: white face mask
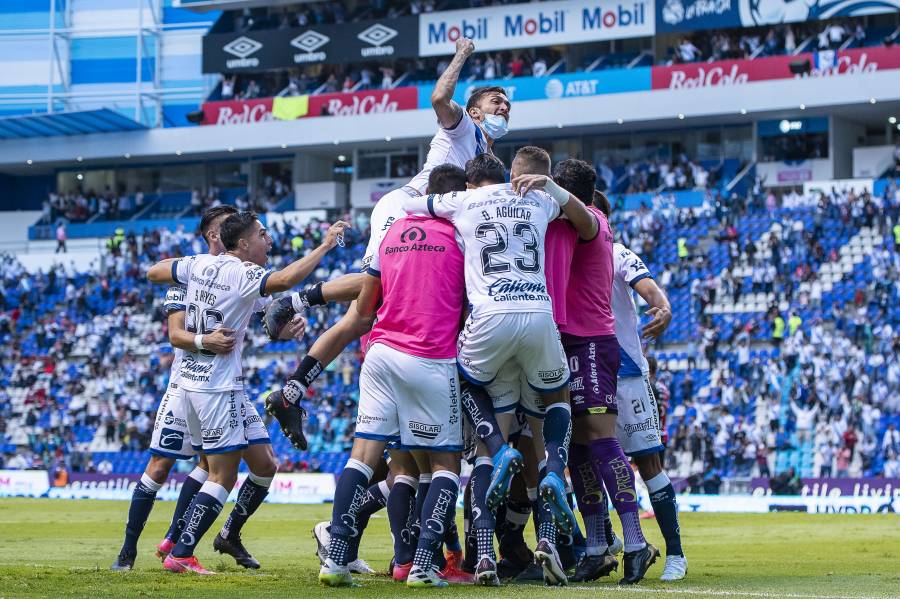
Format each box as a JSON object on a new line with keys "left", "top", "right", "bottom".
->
{"left": 480, "top": 113, "right": 509, "bottom": 140}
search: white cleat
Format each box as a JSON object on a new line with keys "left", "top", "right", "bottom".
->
{"left": 313, "top": 521, "right": 330, "bottom": 564}
{"left": 349, "top": 558, "right": 375, "bottom": 574}
{"left": 319, "top": 558, "right": 354, "bottom": 587}
{"left": 660, "top": 554, "right": 688, "bottom": 581}
{"left": 609, "top": 531, "right": 624, "bottom": 556}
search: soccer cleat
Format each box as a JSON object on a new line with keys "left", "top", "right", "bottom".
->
{"left": 496, "top": 542, "right": 533, "bottom": 580}
{"left": 538, "top": 472, "right": 576, "bottom": 535}
{"left": 444, "top": 549, "right": 463, "bottom": 570}
{"left": 619, "top": 543, "right": 660, "bottom": 585}
{"left": 660, "top": 554, "right": 688, "bottom": 581}
{"left": 163, "top": 555, "right": 215, "bottom": 575}
{"left": 110, "top": 549, "right": 135, "bottom": 571}
{"left": 349, "top": 558, "right": 375, "bottom": 575}
{"left": 570, "top": 553, "right": 619, "bottom": 582}
{"left": 474, "top": 556, "right": 501, "bottom": 586}
{"left": 264, "top": 385, "right": 308, "bottom": 450}
{"left": 319, "top": 558, "right": 354, "bottom": 587}
{"left": 262, "top": 295, "right": 296, "bottom": 340}
{"left": 213, "top": 533, "right": 260, "bottom": 569}
{"left": 407, "top": 565, "right": 450, "bottom": 588}
{"left": 155, "top": 538, "right": 175, "bottom": 561}
{"left": 640, "top": 510, "right": 656, "bottom": 520}
{"left": 392, "top": 561, "right": 412, "bottom": 582}
{"left": 438, "top": 562, "right": 475, "bottom": 583}
{"left": 514, "top": 560, "right": 545, "bottom": 582}
{"left": 486, "top": 446, "right": 524, "bottom": 513}
{"left": 312, "top": 521, "right": 330, "bottom": 564}
{"left": 534, "top": 538, "right": 568, "bottom": 586}
{"left": 609, "top": 531, "right": 624, "bottom": 556}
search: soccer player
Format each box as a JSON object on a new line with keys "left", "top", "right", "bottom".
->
{"left": 318, "top": 206, "right": 466, "bottom": 588}
{"left": 147, "top": 211, "right": 347, "bottom": 574}
{"left": 599, "top": 195, "right": 686, "bottom": 581}
{"left": 263, "top": 36, "right": 512, "bottom": 450}
{"left": 403, "top": 148, "right": 596, "bottom": 586}
{"left": 112, "top": 206, "right": 302, "bottom": 571}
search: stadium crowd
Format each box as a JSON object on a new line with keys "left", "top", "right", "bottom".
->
{"left": 3, "top": 179, "right": 900, "bottom": 485}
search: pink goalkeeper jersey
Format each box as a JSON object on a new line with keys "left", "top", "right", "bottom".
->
{"left": 560, "top": 206, "right": 615, "bottom": 337}
{"left": 544, "top": 219, "right": 578, "bottom": 326}
{"left": 366, "top": 215, "right": 465, "bottom": 359}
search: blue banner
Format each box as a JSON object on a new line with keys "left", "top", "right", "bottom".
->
{"left": 417, "top": 67, "right": 651, "bottom": 108}
{"left": 656, "top": 0, "right": 740, "bottom": 33}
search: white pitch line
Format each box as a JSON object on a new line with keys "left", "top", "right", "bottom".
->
{"left": 564, "top": 585, "right": 891, "bottom": 599}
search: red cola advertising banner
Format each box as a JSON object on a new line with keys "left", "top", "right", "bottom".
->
{"left": 201, "top": 87, "right": 418, "bottom": 126}
{"left": 652, "top": 45, "right": 900, "bottom": 91}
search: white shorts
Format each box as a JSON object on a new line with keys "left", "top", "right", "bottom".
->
{"left": 488, "top": 361, "right": 545, "bottom": 418}
{"left": 355, "top": 343, "right": 463, "bottom": 451}
{"left": 149, "top": 383, "right": 197, "bottom": 460}
{"left": 183, "top": 389, "right": 270, "bottom": 455}
{"left": 615, "top": 376, "right": 664, "bottom": 457}
{"left": 361, "top": 186, "right": 418, "bottom": 271}
{"left": 457, "top": 311, "right": 569, "bottom": 397}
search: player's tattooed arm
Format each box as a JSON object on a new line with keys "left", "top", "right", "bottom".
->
{"left": 634, "top": 278, "right": 672, "bottom": 339}
{"left": 356, "top": 273, "right": 382, "bottom": 319}
{"left": 147, "top": 258, "right": 178, "bottom": 283}
{"left": 263, "top": 220, "right": 350, "bottom": 294}
{"left": 431, "top": 37, "right": 475, "bottom": 129}
{"left": 167, "top": 310, "right": 236, "bottom": 354}
{"left": 511, "top": 174, "right": 598, "bottom": 240}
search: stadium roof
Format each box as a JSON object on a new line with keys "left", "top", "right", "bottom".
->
{"left": 0, "top": 109, "right": 147, "bottom": 140}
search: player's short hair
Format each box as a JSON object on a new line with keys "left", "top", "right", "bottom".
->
{"left": 465, "top": 86, "right": 507, "bottom": 113}
{"left": 427, "top": 164, "right": 467, "bottom": 194}
{"left": 466, "top": 154, "right": 506, "bottom": 186}
{"left": 199, "top": 205, "right": 238, "bottom": 244}
{"left": 594, "top": 190, "right": 612, "bottom": 217}
{"left": 220, "top": 210, "right": 259, "bottom": 250}
{"left": 552, "top": 159, "right": 596, "bottom": 206}
{"left": 512, "top": 146, "right": 551, "bottom": 176}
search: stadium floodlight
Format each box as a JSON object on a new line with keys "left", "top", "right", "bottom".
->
{"left": 26, "top": 159, "right": 32, "bottom": 165}
{"left": 889, "top": 116, "right": 897, "bottom": 124}
{"left": 740, "top": 109, "right": 748, "bottom": 115}
{"left": 799, "top": 104, "right": 806, "bottom": 110}
{"left": 124, "top": 153, "right": 131, "bottom": 159}
{"left": 385, "top": 136, "right": 392, "bottom": 142}
{"left": 228, "top": 147, "right": 235, "bottom": 152}
{"left": 176, "top": 150, "right": 183, "bottom": 156}
{"left": 677, "top": 113, "right": 685, "bottom": 120}
{"left": 869, "top": 98, "right": 877, "bottom": 104}
{"left": 789, "top": 59, "right": 811, "bottom": 75}
{"left": 280, "top": 144, "right": 287, "bottom": 149}
{"left": 616, "top": 118, "right": 624, "bottom": 125}
{"left": 338, "top": 155, "right": 347, "bottom": 162}
{"left": 76, "top": 156, "right": 83, "bottom": 162}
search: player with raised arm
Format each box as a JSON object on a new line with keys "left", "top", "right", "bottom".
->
{"left": 145, "top": 211, "right": 347, "bottom": 574}
{"left": 596, "top": 195, "right": 686, "bottom": 582}
{"left": 403, "top": 148, "right": 597, "bottom": 586}
{"left": 262, "top": 37, "right": 512, "bottom": 451}
{"left": 318, "top": 200, "right": 466, "bottom": 588}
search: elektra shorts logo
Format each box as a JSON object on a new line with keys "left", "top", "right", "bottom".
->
{"left": 291, "top": 30, "right": 330, "bottom": 63}
{"left": 357, "top": 24, "right": 398, "bottom": 57}
{"left": 223, "top": 36, "right": 262, "bottom": 69}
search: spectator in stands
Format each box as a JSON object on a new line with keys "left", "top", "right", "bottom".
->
{"left": 55, "top": 222, "right": 67, "bottom": 254}
{"left": 532, "top": 57, "right": 547, "bottom": 77}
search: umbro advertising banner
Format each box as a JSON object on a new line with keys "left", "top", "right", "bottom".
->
{"left": 418, "top": 0, "right": 655, "bottom": 57}
{"left": 203, "top": 16, "right": 419, "bottom": 73}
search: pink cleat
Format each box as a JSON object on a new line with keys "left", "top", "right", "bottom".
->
{"left": 163, "top": 555, "right": 215, "bottom": 575}
{"left": 155, "top": 538, "right": 175, "bottom": 561}
{"left": 439, "top": 563, "right": 475, "bottom": 584}
{"left": 392, "top": 561, "right": 412, "bottom": 582}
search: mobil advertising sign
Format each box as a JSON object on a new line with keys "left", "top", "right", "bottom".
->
{"left": 419, "top": 0, "right": 654, "bottom": 56}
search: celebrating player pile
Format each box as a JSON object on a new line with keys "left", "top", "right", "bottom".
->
{"left": 133, "top": 36, "right": 686, "bottom": 587}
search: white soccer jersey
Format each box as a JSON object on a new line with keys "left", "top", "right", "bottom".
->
{"left": 612, "top": 243, "right": 652, "bottom": 377}
{"left": 406, "top": 113, "right": 488, "bottom": 194}
{"left": 173, "top": 253, "right": 271, "bottom": 392}
{"left": 404, "top": 183, "right": 560, "bottom": 317}
{"left": 163, "top": 286, "right": 188, "bottom": 386}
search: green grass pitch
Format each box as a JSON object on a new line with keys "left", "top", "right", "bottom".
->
{"left": 0, "top": 498, "right": 897, "bottom": 598}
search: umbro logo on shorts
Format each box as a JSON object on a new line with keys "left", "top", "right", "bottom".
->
{"left": 409, "top": 421, "right": 441, "bottom": 440}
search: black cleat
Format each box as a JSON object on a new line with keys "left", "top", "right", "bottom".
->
{"left": 262, "top": 295, "right": 296, "bottom": 340}
{"left": 110, "top": 549, "right": 135, "bottom": 571}
{"left": 619, "top": 543, "right": 659, "bottom": 585}
{"left": 213, "top": 533, "right": 260, "bottom": 569}
{"left": 556, "top": 541, "right": 577, "bottom": 572}
{"left": 497, "top": 542, "right": 533, "bottom": 580}
{"left": 514, "top": 560, "right": 545, "bottom": 582}
{"left": 570, "top": 553, "right": 619, "bottom": 582}
{"left": 264, "top": 385, "right": 308, "bottom": 450}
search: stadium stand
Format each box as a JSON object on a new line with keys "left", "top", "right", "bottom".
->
{"left": 2, "top": 180, "right": 898, "bottom": 485}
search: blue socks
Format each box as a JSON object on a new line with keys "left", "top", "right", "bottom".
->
{"left": 348, "top": 479, "right": 390, "bottom": 562}
{"left": 646, "top": 471, "right": 683, "bottom": 556}
{"left": 413, "top": 471, "right": 460, "bottom": 571}
{"left": 171, "top": 481, "right": 229, "bottom": 558}
{"left": 220, "top": 472, "right": 272, "bottom": 541}
{"left": 387, "top": 474, "right": 418, "bottom": 565}
{"left": 542, "top": 403, "right": 572, "bottom": 479}
{"left": 122, "top": 473, "right": 163, "bottom": 555}
{"left": 327, "top": 458, "right": 373, "bottom": 567}
{"left": 471, "top": 457, "right": 496, "bottom": 560}
{"left": 165, "top": 467, "right": 207, "bottom": 542}
{"left": 460, "top": 381, "right": 506, "bottom": 457}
